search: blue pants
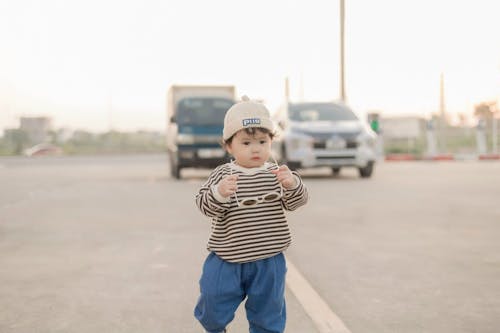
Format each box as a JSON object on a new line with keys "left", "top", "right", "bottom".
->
{"left": 194, "top": 252, "right": 287, "bottom": 333}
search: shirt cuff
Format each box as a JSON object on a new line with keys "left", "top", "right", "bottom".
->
{"left": 285, "top": 175, "right": 300, "bottom": 191}
{"left": 211, "top": 184, "right": 231, "bottom": 203}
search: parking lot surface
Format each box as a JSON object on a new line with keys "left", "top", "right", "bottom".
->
{"left": 1, "top": 155, "right": 499, "bottom": 332}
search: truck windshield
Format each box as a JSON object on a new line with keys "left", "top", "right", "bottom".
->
{"left": 289, "top": 103, "right": 358, "bottom": 122}
{"left": 177, "top": 98, "right": 234, "bottom": 125}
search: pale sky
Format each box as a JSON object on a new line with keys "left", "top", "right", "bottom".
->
{"left": 1, "top": 0, "right": 499, "bottom": 132}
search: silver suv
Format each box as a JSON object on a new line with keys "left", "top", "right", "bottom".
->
{"left": 273, "top": 102, "right": 377, "bottom": 178}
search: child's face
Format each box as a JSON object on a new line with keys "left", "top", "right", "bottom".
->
{"left": 226, "top": 129, "right": 273, "bottom": 168}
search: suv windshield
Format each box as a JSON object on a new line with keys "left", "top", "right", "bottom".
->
{"left": 177, "top": 98, "right": 234, "bottom": 125}
{"left": 289, "top": 103, "right": 358, "bottom": 122}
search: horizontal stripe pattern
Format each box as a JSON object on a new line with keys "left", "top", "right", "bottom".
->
{"left": 195, "top": 162, "right": 309, "bottom": 263}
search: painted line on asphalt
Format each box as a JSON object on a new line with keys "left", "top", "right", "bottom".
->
{"left": 286, "top": 258, "right": 351, "bottom": 333}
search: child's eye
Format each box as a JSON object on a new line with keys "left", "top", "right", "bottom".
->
{"left": 260, "top": 140, "right": 267, "bottom": 144}
{"left": 243, "top": 141, "right": 250, "bottom": 146}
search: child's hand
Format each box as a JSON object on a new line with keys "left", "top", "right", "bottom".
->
{"left": 271, "top": 165, "right": 297, "bottom": 190}
{"left": 217, "top": 175, "right": 239, "bottom": 198}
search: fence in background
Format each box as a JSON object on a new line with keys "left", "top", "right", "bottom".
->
{"left": 379, "top": 117, "right": 499, "bottom": 159}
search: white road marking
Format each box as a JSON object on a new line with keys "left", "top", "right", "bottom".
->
{"left": 286, "top": 258, "right": 351, "bottom": 333}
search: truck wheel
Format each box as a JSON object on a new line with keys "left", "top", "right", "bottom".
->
{"left": 358, "top": 161, "right": 374, "bottom": 178}
{"left": 169, "top": 153, "right": 182, "bottom": 179}
{"left": 172, "top": 165, "right": 181, "bottom": 179}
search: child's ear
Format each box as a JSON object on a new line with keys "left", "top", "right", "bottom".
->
{"left": 225, "top": 143, "right": 233, "bottom": 155}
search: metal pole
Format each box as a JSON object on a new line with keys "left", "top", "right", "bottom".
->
{"left": 285, "top": 77, "right": 290, "bottom": 103}
{"left": 493, "top": 116, "right": 498, "bottom": 153}
{"left": 340, "top": 0, "right": 346, "bottom": 102}
{"left": 438, "top": 73, "right": 446, "bottom": 153}
{"left": 108, "top": 88, "right": 113, "bottom": 131}
{"left": 299, "top": 72, "right": 304, "bottom": 102}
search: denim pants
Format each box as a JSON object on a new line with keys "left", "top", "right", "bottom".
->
{"left": 194, "top": 252, "right": 287, "bottom": 333}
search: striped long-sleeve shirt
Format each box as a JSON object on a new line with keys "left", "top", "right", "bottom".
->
{"left": 195, "top": 162, "right": 309, "bottom": 263}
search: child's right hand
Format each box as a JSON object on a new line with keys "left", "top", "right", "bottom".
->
{"left": 217, "top": 175, "right": 239, "bottom": 198}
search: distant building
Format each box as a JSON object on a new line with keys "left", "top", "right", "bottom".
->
{"left": 380, "top": 116, "right": 426, "bottom": 140}
{"left": 20, "top": 117, "right": 52, "bottom": 144}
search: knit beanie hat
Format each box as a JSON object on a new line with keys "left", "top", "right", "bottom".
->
{"left": 223, "top": 95, "right": 274, "bottom": 141}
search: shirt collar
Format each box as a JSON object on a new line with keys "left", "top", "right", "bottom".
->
{"left": 228, "top": 161, "right": 273, "bottom": 174}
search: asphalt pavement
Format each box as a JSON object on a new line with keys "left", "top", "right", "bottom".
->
{"left": 1, "top": 154, "right": 499, "bottom": 333}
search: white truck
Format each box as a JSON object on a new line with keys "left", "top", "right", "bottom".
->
{"left": 166, "top": 85, "right": 236, "bottom": 179}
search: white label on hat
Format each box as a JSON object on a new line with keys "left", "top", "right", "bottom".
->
{"left": 242, "top": 118, "right": 261, "bottom": 126}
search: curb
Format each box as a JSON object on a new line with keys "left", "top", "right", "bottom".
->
{"left": 424, "top": 154, "right": 455, "bottom": 161}
{"left": 384, "top": 154, "right": 417, "bottom": 161}
{"left": 478, "top": 154, "right": 500, "bottom": 160}
{"left": 385, "top": 154, "right": 500, "bottom": 162}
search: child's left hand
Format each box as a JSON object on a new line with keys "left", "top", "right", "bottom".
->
{"left": 271, "top": 164, "right": 297, "bottom": 190}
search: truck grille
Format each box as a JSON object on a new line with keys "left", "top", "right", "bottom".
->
{"left": 193, "top": 135, "right": 222, "bottom": 144}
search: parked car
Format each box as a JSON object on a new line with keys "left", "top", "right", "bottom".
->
{"left": 24, "top": 143, "right": 63, "bottom": 157}
{"left": 273, "top": 101, "right": 377, "bottom": 178}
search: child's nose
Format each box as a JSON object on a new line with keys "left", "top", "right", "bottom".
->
{"left": 251, "top": 145, "right": 260, "bottom": 152}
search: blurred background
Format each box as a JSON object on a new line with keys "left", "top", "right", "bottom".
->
{"left": 1, "top": 0, "right": 499, "bottom": 157}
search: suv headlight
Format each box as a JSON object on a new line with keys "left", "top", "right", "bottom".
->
{"left": 177, "top": 134, "right": 195, "bottom": 144}
{"left": 356, "top": 132, "right": 376, "bottom": 148}
{"left": 287, "top": 133, "right": 314, "bottom": 150}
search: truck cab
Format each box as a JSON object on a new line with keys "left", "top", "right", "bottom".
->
{"left": 166, "top": 86, "right": 235, "bottom": 179}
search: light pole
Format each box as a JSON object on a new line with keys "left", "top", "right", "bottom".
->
{"left": 493, "top": 102, "right": 498, "bottom": 154}
{"left": 108, "top": 87, "right": 113, "bottom": 132}
{"left": 339, "top": 0, "right": 346, "bottom": 102}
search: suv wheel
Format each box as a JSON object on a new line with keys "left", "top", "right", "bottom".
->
{"left": 331, "top": 167, "right": 341, "bottom": 175}
{"left": 358, "top": 161, "right": 374, "bottom": 178}
{"left": 281, "top": 145, "right": 301, "bottom": 171}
